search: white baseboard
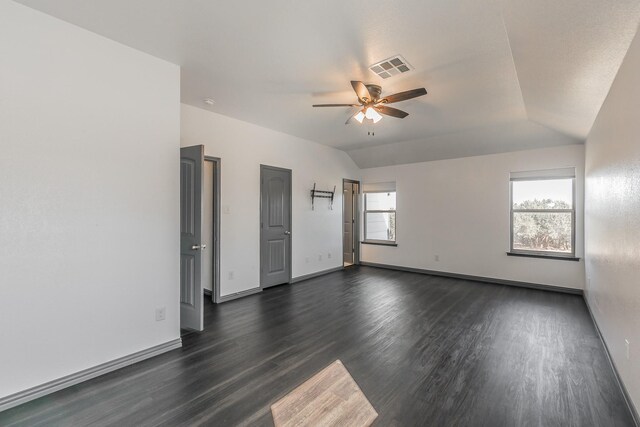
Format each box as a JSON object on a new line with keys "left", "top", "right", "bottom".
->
{"left": 0, "top": 337, "right": 182, "bottom": 413}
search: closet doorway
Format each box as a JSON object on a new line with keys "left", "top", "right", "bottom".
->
{"left": 343, "top": 179, "right": 360, "bottom": 267}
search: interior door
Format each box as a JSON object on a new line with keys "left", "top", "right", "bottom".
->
{"left": 260, "top": 165, "right": 292, "bottom": 288}
{"left": 180, "top": 145, "right": 204, "bottom": 331}
{"left": 343, "top": 182, "right": 354, "bottom": 265}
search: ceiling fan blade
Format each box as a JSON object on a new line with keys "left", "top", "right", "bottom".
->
{"left": 375, "top": 105, "right": 409, "bottom": 118}
{"left": 380, "top": 88, "right": 427, "bottom": 104}
{"left": 312, "top": 103, "right": 360, "bottom": 107}
{"left": 351, "top": 81, "right": 372, "bottom": 103}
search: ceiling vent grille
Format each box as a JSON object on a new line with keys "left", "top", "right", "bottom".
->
{"left": 369, "top": 55, "right": 413, "bottom": 79}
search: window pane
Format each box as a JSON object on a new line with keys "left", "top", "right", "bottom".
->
{"left": 512, "top": 179, "right": 573, "bottom": 209}
{"left": 365, "top": 192, "right": 396, "bottom": 211}
{"left": 365, "top": 212, "right": 396, "bottom": 241}
{"left": 512, "top": 212, "right": 572, "bottom": 253}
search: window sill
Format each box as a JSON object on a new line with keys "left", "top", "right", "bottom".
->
{"left": 506, "top": 252, "right": 580, "bottom": 261}
{"left": 362, "top": 241, "right": 398, "bottom": 247}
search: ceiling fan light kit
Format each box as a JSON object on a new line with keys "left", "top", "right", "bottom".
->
{"left": 312, "top": 80, "right": 427, "bottom": 125}
{"left": 365, "top": 107, "right": 382, "bottom": 123}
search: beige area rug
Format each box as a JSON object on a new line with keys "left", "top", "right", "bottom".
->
{"left": 271, "top": 360, "right": 378, "bottom": 427}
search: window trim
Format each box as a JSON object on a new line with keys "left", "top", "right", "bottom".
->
{"left": 363, "top": 190, "right": 397, "bottom": 245}
{"left": 509, "top": 176, "right": 576, "bottom": 259}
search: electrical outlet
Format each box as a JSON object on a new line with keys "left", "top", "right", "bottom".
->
{"left": 155, "top": 307, "right": 166, "bottom": 322}
{"left": 434, "top": 255, "right": 440, "bottom": 262}
{"left": 228, "top": 271, "right": 234, "bottom": 280}
{"left": 318, "top": 254, "right": 323, "bottom": 261}
{"left": 625, "top": 339, "right": 630, "bottom": 360}
{"left": 327, "top": 252, "right": 332, "bottom": 259}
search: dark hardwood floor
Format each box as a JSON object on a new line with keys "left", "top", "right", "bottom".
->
{"left": 1, "top": 266, "right": 634, "bottom": 426}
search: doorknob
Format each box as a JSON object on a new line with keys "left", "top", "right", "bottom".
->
{"left": 191, "top": 245, "right": 200, "bottom": 250}
{"left": 284, "top": 231, "right": 291, "bottom": 235}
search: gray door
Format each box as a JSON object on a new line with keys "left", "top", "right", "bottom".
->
{"left": 260, "top": 165, "right": 292, "bottom": 288}
{"left": 180, "top": 145, "right": 204, "bottom": 331}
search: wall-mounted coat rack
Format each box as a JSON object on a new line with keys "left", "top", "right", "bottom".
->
{"left": 310, "top": 183, "right": 336, "bottom": 210}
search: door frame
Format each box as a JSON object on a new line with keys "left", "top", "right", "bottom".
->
{"left": 260, "top": 164, "right": 293, "bottom": 288}
{"left": 204, "top": 156, "right": 221, "bottom": 303}
{"left": 342, "top": 178, "right": 361, "bottom": 267}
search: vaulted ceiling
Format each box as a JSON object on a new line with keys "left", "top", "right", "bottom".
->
{"left": 17, "top": 0, "right": 640, "bottom": 168}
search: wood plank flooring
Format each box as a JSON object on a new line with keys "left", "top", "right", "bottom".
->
{"left": 0, "top": 266, "right": 634, "bottom": 426}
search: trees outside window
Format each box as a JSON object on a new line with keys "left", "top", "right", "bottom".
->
{"left": 510, "top": 176, "right": 575, "bottom": 257}
{"left": 364, "top": 191, "right": 396, "bottom": 243}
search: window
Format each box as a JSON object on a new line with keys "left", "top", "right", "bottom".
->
{"left": 510, "top": 168, "right": 576, "bottom": 258}
{"left": 364, "top": 185, "right": 396, "bottom": 245}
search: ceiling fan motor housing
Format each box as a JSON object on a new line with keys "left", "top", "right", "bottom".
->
{"left": 365, "top": 84, "right": 382, "bottom": 102}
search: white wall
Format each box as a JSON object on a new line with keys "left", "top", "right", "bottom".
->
{"left": 584, "top": 27, "right": 640, "bottom": 413}
{"left": 361, "top": 145, "right": 585, "bottom": 289}
{"left": 181, "top": 104, "right": 360, "bottom": 296}
{"left": 0, "top": 2, "right": 180, "bottom": 400}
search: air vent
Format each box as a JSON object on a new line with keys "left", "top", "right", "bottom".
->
{"left": 369, "top": 55, "right": 413, "bottom": 79}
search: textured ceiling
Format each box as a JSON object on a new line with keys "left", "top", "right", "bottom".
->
{"left": 15, "top": 0, "right": 640, "bottom": 168}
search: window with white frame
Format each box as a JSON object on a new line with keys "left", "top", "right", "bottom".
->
{"left": 510, "top": 168, "right": 576, "bottom": 258}
{"left": 363, "top": 182, "right": 396, "bottom": 244}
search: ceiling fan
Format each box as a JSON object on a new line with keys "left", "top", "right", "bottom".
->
{"left": 312, "top": 81, "right": 427, "bottom": 124}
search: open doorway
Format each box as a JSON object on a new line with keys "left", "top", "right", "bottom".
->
{"left": 343, "top": 179, "right": 360, "bottom": 267}
{"left": 203, "top": 156, "right": 220, "bottom": 303}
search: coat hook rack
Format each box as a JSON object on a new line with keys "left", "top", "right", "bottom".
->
{"left": 310, "top": 183, "right": 336, "bottom": 210}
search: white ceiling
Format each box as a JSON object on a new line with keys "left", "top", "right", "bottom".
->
{"left": 16, "top": 0, "right": 640, "bottom": 168}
